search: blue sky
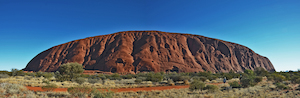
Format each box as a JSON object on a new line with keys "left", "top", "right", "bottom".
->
{"left": 0, "top": 0, "right": 299, "bottom": 72}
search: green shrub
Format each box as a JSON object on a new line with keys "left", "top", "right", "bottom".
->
{"left": 88, "top": 78, "right": 100, "bottom": 84}
{"left": 75, "top": 77, "right": 86, "bottom": 85}
{"left": 240, "top": 77, "right": 254, "bottom": 87}
{"left": 42, "top": 83, "right": 57, "bottom": 91}
{"left": 35, "top": 71, "right": 43, "bottom": 77}
{"left": 42, "top": 80, "right": 50, "bottom": 84}
{"left": 189, "top": 80, "right": 205, "bottom": 91}
{"left": 134, "top": 79, "right": 142, "bottom": 84}
{"left": 146, "top": 72, "right": 163, "bottom": 82}
{"left": 25, "top": 72, "right": 35, "bottom": 77}
{"left": 291, "top": 76, "right": 300, "bottom": 84}
{"left": 204, "top": 85, "right": 219, "bottom": 92}
{"left": 179, "top": 76, "right": 190, "bottom": 81}
{"left": 275, "top": 83, "right": 289, "bottom": 90}
{"left": 254, "top": 67, "right": 268, "bottom": 76}
{"left": 10, "top": 69, "right": 24, "bottom": 76}
{"left": 272, "top": 73, "right": 285, "bottom": 83}
{"left": 42, "top": 72, "right": 54, "bottom": 79}
{"left": 58, "top": 62, "right": 85, "bottom": 81}
{"left": 168, "top": 75, "right": 181, "bottom": 82}
{"left": 254, "top": 76, "right": 263, "bottom": 83}
{"left": 122, "top": 74, "right": 134, "bottom": 79}
{"left": 244, "top": 69, "right": 254, "bottom": 76}
{"left": 0, "top": 74, "right": 9, "bottom": 78}
{"left": 229, "top": 81, "right": 241, "bottom": 88}
{"left": 108, "top": 73, "right": 121, "bottom": 80}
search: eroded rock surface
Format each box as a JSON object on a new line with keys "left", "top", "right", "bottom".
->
{"left": 23, "top": 31, "right": 275, "bottom": 73}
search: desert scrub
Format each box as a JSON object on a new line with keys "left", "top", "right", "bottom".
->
{"left": 134, "top": 78, "right": 142, "bottom": 84}
{"left": 204, "top": 85, "right": 219, "bottom": 92}
{"left": 189, "top": 80, "right": 205, "bottom": 91}
{"left": 88, "top": 78, "right": 101, "bottom": 84}
{"left": 0, "top": 83, "right": 29, "bottom": 96}
{"left": 0, "top": 74, "right": 9, "bottom": 78}
{"left": 275, "top": 82, "right": 289, "bottom": 90}
{"left": 229, "top": 81, "right": 241, "bottom": 88}
{"left": 68, "top": 86, "right": 113, "bottom": 98}
{"left": 41, "top": 83, "right": 57, "bottom": 91}
{"left": 74, "top": 77, "right": 86, "bottom": 85}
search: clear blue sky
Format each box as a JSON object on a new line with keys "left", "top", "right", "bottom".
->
{"left": 1, "top": 0, "right": 299, "bottom": 72}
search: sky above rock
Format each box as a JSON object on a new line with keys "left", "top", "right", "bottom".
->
{"left": 0, "top": 0, "right": 299, "bottom": 71}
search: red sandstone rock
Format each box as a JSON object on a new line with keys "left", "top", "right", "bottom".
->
{"left": 23, "top": 31, "right": 275, "bottom": 73}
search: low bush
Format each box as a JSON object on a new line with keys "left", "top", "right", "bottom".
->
{"left": 291, "top": 76, "right": 300, "bottom": 84}
{"left": 229, "top": 81, "right": 241, "bottom": 88}
{"left": 146, "top": 72, "right": 163, "bottom": 82}
{"left": 275, "top": 83, "right": 289, "bottom": 90}
{"left": 204, "top": 85, "right": 219, "bottom": 92}
{"left": 0, "top": 74, "right": 9, "bottom": 78}
{"left": 254, "top": 76, "right": 263, "bottom": 83}
{"left": 254, "top": 67, "right": 268, "bottom": 76}
{"left": 189, "top": 80, "right": 205, "bottom": 91}
{"left": 240, "top": 77, "right": 253, "bottom": 87}
{"left": 134, "top": 79, "right": 142, "bottom": 84}
{"left": 88, "top": 78, "right": 101, "bottom": 84}
{"left": 74, "top": 77, "right": 86, "bottom": 85}
{"left": 108, "top": 73, "right": 121, "bottom": 80}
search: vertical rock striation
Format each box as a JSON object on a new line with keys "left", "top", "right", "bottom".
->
{"left": 23, "top": 31, "right": 275, "bottom": 73}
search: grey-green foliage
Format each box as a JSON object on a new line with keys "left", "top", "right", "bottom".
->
{"left": 275, "top": 83, "right": 289, "bottom": 90}
{"left": 10, "top": 69, "right": 24, "bottom": 76}
{"left": 229, "top": 81, "right": 241, "bottom": 88}
{"left": 189, "top": 80, "right": 205, "bottom": 91}
{"left": 254, "top": 67, "right": 268, "bottom": 76}
{"left": 88, "top": 78, "right": 101, "bottom": 84}
{"left": 58, "top": 62, "right": 84, "bottom": 81}
{"left": 74, "top": 77, "right": 86, "bottom": 85}
{"left": 240, "top": 77, "right": 253, "bottom": 87}
{"left": 0, "top": 74, "right": 9, "bottom": 78}
{"left": 146, "top": 72, "right": 163, "bottom": 82}
{"left": 204, "top": 85, "right": 219, "bottom": 92}
{"left": 134, "top": 78, "right": 143, "bottom": 84}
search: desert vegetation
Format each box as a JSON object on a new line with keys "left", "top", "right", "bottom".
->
{"left": 1, "top": 63, "right": 300, "bottom": 97}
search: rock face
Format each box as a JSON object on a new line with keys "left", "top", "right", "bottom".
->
{"left": 23, "top": 31, "right": 275, "bottom": 73}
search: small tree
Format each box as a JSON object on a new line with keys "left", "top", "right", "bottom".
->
{"left": 58, "top": 62, "right": 84, "bottom": 81}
